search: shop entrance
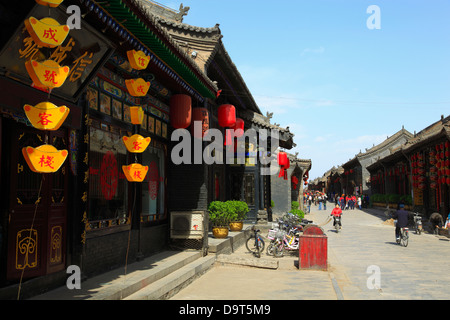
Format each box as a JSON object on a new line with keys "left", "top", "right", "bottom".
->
{"left": 3, "top": 120, "right": 68, "bottom": 281}
{"left": 229, "top": 171, "right": 258, "bottom": 221}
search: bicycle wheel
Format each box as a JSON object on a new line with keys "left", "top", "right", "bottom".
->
{"left": 266, "top": 242, "right": 275, "bottom": 256}
{"left": 401, "top": 231, "right": 409, "bottom": 247}
{"left": 245, "top": 236, "right": 258, "bottom": 255}
{"left": 273, "top": 240, "right": 284, "bottom": 257}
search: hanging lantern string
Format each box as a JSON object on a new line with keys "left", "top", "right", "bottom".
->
{"left": 17, "top": 175, "right": 45, "bottom": 300}
{"left": 121, "top": 180, "right": 137, "bottom": 299}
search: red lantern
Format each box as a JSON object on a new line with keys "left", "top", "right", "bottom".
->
{"left": 218, "top": 104, "right": 236, "bottom": 127}
{"left": 278, "top": 152, "right": 288, "bottom": 167}
{"left": 278, "top": 152, "right": 290, "bottom": 180}
{"left": 191, "top": 107, "right": 209, "bottom": 138}
{"left": 447, "top": 177, "right": 450, "bottom": 185}
{"left": 231, "top": 118, "right": 245, "bottom": 137}
{"left": 224, "top": 117, "right": 245, "bottom": 146}
{"left": 292, "top": 176, "right": 299, "bottom": 190}
{"left": 170, "top": 94, "right": 192, "bottom": 129}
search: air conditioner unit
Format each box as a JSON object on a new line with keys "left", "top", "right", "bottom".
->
{"left": 170, "top": 211, "right": 205, "bottom": 239}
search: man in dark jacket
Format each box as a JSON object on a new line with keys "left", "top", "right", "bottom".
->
{"left": 429, "top": 212, "right": 444, "bottom": 234}
{"left": 393, "top": 204, "right": 409, "bottom": 240}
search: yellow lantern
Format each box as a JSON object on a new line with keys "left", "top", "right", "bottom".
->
{"left": 25, "top": 59, "right": 70, "bottom": 90}
{"left": 24, "top": 102, "right": 70, "bottom": 131}
{"left": 24, "top": 17, "right": 70, "bottom": 48}
{"left": 122, "top": 134, "right": 151, "bottom": 153}
{"left": 122, "top": 163, "right": 148, "bottom": 182}
{"left": 35, "top": 0, "right": 65, "bottom": 7}
{"left": 127, "top": 50, "right": 150, "bottom": 70}
{"left": 22, "top": 144, "right": 68, "bottom": 173}
{"left": 125, "top": 78, "right": 150, "bottom": 97}
{"left": 129, "top": 106, "right": 144, "bottom": 125}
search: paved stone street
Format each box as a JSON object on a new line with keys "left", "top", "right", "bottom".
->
{"left": 171, "top": 203, "right": 450, "bottom": 300}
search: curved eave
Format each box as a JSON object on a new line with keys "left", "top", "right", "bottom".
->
{"left": 95, "top": 0, "right": 216, "bottom": 99}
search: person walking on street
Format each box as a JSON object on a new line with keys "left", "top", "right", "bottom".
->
{"left": 348, "top": 195, "right": 353, "bottom": 210}
{"left": 393, "top": 204, "right": 409, "bottom": 241}
{"left": 307, "top": 194, "right": 312, "bottom": 213}
{"left": 358, "top": 195, "right": 362, "bottom": 210}
{"left": 340, "top": 194, "right": 345, "bottom": 210}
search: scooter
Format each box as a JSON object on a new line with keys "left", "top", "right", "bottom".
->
{"left": 413, "top": 212, "right": 423, "bottom": 235}
{"left": 333, "top": 216, "right": 341, "bottom": 233}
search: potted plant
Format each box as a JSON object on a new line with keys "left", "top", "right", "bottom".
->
{"left": 229, "top": 201, "right": 249, "bottom": 231}
{"left": 208, "top": 201, "right": 234, "bottom": 238}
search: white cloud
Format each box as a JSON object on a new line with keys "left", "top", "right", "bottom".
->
{"left": 301, "top": 46, "right": 325, "bottom": 56}
{"left": 315, "top": 99, "right": 335, "bottom": 107}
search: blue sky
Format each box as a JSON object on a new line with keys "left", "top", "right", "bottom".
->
{"left": 158, "top": 0, "right": 450, "bottom": 180}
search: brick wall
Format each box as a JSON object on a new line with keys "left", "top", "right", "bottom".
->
{"left": 82, "top": 225, "right": 167, "bottom": 277}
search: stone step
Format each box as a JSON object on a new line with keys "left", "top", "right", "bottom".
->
{"left": 124, "top": 255, "right": 216, "bottom": 300}
{"left": 87, "top": 250, "right": 203, "bottom": 300}
{"left": 30, "top": 250, "right": 202, "bottom": 300}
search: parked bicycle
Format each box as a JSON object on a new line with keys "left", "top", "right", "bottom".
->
{"left": 266, "top": 228, "right": 286, "bottom": 256}
{"left": 245, "top": 224, "right": 265, "bottom": 258}
{"left": 272, "top": 229, "right": 300, "bottom": 257}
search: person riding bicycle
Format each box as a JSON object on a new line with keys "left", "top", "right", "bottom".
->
{"left": 393, "top": 203, "right": 409, "bottom": 241}
{"left": 331, "top": 204, "right": 342, "bottom": 228}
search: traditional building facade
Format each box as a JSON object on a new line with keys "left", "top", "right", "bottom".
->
{"left": 271, "top": 152, "right": 311, "bottom": 216}
{"left": 0, "top": 1, "right": 298, "bottom": 298}
{"left": 150, "top": 4, "right": 295, "bottom": 222}
{"left": 368, "top": 115, "right": 450, "bottom": 217}
{"left": 321, "top": 127, "right": 413, "bottom": 197}
{"left": 0, "top": 0, "right": 218, "bottom": 298}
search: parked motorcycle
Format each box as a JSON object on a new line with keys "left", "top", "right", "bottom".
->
{"left": 413, "top": 212, "right": 423, "bottom": 235}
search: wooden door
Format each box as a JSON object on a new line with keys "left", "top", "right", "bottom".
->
{"left": 229, "top": 171, "right": 258, "bottom": 221}
{"left": 6, "top": 123, "right": 68, "bottom": 281}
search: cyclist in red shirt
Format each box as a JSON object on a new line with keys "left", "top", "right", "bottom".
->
{"left": 331, "top": 204, "right": 343, "bottom": 228}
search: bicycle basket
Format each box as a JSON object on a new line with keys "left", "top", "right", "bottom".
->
{"left": 276, "top": 230, "right": 286, "bottom": 239}
{"left": 267, "top": 229, "right": 277, "bottom": 240}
